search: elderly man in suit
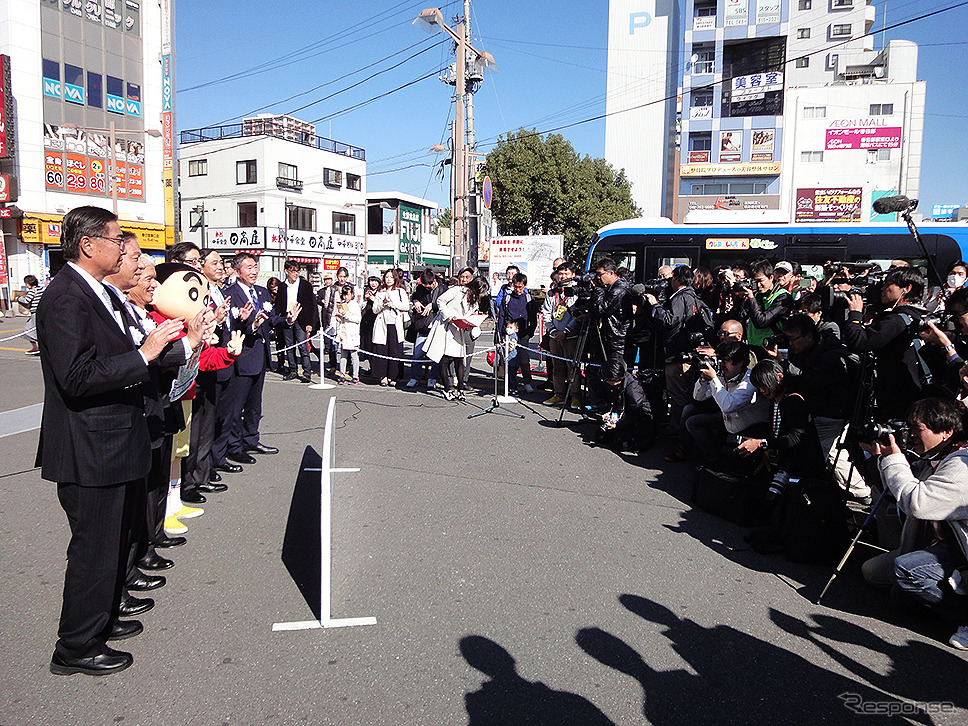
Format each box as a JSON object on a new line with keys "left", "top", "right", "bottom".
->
{"left": 277, "top": 259, "right": 320, "bottom": 383}
{"left": 37, "top": 206, "right": 185, "bottom": 676}
{"left": 213, "top": 251, "right": 299, "bottom": 469}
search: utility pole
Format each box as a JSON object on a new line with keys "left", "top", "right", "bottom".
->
{"left": 463, "top": 0, "right": 478, "bottom": 269}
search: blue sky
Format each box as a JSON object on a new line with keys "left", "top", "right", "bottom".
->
{"left": 174, "top": 0, "right": 968, "bottom": 215}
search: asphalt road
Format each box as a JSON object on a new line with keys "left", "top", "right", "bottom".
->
{"left": 0, "top": 322, "right": 966, "bottom": 725}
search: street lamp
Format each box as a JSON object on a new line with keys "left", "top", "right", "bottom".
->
{"left": 61, "top": 123, "right": 162, "bottom": 216}
{"left": 344, "top": 200, "right": 390, "bottom": 285}
{"left": 413, "top": 7, "right": 496, "bottom": 274}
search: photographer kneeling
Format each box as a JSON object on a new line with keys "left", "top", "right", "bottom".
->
{"left": 860, "top": 397, "right": 968, "bottom": 651}
{"left": 686, "top": 340, "right": 770, "bottom": 464}
{"left": 590, "top": 258, "right": 634, "bottom": 424}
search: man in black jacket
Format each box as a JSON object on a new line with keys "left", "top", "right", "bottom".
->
{"left": 37, "top": 206, "right": 186, "bottom": 676}
{"left": 407, "top": 268, "right": 447, "bottom": 388}
{"left": 742, "top": 259, "right": 795, "bottom": 350}
{"left": 277, "top": 259, "right": 320, "bottom": 383}
{"left": 645, "top": 265, "right": 713, "bottom": 435}
{"left": 841, "top": 266, "right": 926, "bottom": 419}
{"left": 591, "top": 258, "right": 634, "bottom": 420}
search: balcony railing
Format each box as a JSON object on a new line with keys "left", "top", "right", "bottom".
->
{"left": 180, "top": 123, "right": 366, "bottom": 161}
{"left": 276, "top": 176, "right": 304, "bottom": 192}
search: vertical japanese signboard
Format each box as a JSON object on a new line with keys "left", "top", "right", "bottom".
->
{"left": 0, "top": 55, "right": 12, "bottom": 159}
{"left": 161, "top": 0, "right": 175, "bottom": 247}
{"left": 398, "top": 204, "right": 422, "bottom": 264}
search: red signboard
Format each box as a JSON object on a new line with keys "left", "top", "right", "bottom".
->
{"left": 45, "top": 152, "right": 65, "bottom": 190}
{"left": 65, "top": 152, "right": 88, "bottom": 193}
{"left": 88, "top": 157, "right": 107, "bottom": 196}
{"left": 0, "top": 238, "right": 8, "bottom": 285}
{"left": 0, "top": 54, "right": 7, "bottom": 158}
{"left": 688, "top": 150, "right": 710, "bottom": 163}
{"left": 795, "top": 187, "right": 863, "bottom": 223}
{"left": 127, "top": 164, "right": 144, "bottom": 200}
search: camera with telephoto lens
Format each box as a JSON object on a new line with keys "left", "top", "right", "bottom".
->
{"left": 854, "top": 419, "right": 912, "bottom": 450}
{"left": 641, "top": 278, "right": 669, "bottom": 303}
{"left": 735, "top": 278, "right": 756, "bottom": 294}
{"left": 763, "top": 333, "right": 789, "bottom": 350}
{"left": 823, "top": 262, "right": 888, "bottom": 308}
{"left": 562, "top": 274, "right": 597, "bottom": 315}
{"left": 920, "top": 311, "right": 957, "bottom": 335}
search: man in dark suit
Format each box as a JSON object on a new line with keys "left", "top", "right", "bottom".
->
{"left": 37, "top": 206, "right": 185, "bottom": 676}
{"left": 277, "top": 259, "right": 320, "bottom": 383}
{"left": 213, "top": 252, "right": 298, "bottom": 468}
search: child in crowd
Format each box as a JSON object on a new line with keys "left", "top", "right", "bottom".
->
{"left": 334, "top": 284, "right": 362, "bottom": 385}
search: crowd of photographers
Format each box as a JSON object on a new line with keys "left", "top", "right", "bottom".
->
{"left": 556, "top": 254, "right": 968, "bottom": 651}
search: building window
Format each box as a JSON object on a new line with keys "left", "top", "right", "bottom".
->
{"left": 332, "top": 212, "right": 356, "bottom": 236}
{"left": 188, "top": 159, "right": 208, "bottom": 177}
{"left": 238, "top": 202, "right": 257, "bottom": 227}
{"left": 690, "top": 182, "right": 769, "bottom": 195}
{"left": 801, "top": 150, "right": 824, "bottom": 162}
{"left": 832, "top": 0, "right": 853, "bottom": 7}
{"left": 868, "top": 149, "right": 891, "bottom": 163}
{"left": 63, "top": 63, "right": 85, "bottom": 104}
{"left": 691, "top": 87, "right": 714, "bottom": 107}
{"left": 278, "top": 162, "right": 298, "bottom": 181}
{"left": 323, "top": 168, "right": 342, "bottom": 188}
{"left": 799, "top": 0, "right": 812, "bottom": 9}
{"left": 106, "top": 75, "right": 125, "bottom": 114}
{"left": 289, "top": 206, "right": 316, "bottom": 232}
{"left": 695, "top": 1, "right": 716, "bottom": 17}
{"left": 237, "top": 160, "right": 257, "bottom": 185}
{"left": 689, "top": 132, "right": 712, "bottom": 151}
{"left": 87, "top": 72, "right": 102, "bottom": 108}
{"left": 346, "top": 173, "right": 362, "bottom": 191}
{"left": 692, "top": 44, "right": 715, "bottom": 74}
{"left": 795, "top": 57, "right": 810, "bottom": 68}
{"left": 797, "top": 28, "right": 811, "bottom": 39}
{"left": 803, "top": 105, "right": 826, "bottom": 119}
{"left": 870, "top": 103, "right": 894, "bottom": 115}
{"left": 831, "top": 23, "right": 851, "bottom": 37}
{"left": 826, "top": 53, "right": 839, "bottom": 71}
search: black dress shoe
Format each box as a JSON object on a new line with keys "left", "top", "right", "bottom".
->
{"left": 50, "top": 647, "right": 133, "bottom": 676}
{"left": 118, "top": 595, "right": 154, "bottom": 618}
{"left": 209, "top": 470, "right": 223, "bottom": 483}
{"left": 226, "top": 451, "right": 257, "bottom": 465}
{"left": 155, "top": 535, "right": 187, "bottom": 549}
{"left": 245, "top": 443, "right": 279, "bottom": 455}
{"left": 198, "top": 481, "right": 228, "bottom": 493}
{"left": 137, "top": 553, "right": 173, "bottom": 571}
{"left": 215, "top": 463, "right": 243, "bottom": 474}
{"left": 181, "top": 490, "right": 207, "bottom": 504}
{"left": 107, "top": 619, "right": 143, "bottom": 641}
{"left": 128, "top": 573, "right": 166, "bottom": 591}
{"left": 283, "top": 371, "right": 298, "bottom": 380}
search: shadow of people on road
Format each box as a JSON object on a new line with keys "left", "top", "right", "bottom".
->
{"left": 281, "top": 446, "right": 323, "bottom": 621}
{"left": 460, "top": 635, "right": 614, "bottom": 725}
{"left": 574, "top": 594, "right": 927, "bottom": 725}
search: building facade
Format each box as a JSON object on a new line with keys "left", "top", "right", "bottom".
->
{"left": 0, "top": 0, "right": 171, "bottom": 301}
{"left": 178, "top": 115, "right": 368, "bottom": 285}
{"left": 676, "top": 0, "right": 924, "bottom": 223}
{"left": 604, "top": 0, "right": 681, "bottom": 218}
{"left": 363, "top": 192, "right": 444, "bottom": 276}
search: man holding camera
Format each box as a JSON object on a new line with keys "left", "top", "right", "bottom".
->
{"left": 645, "top": 265, "right": 713, "bottom": 437}
{"left": 860, "top": 397, "right": 968, "bottom": 650}
{"left": 742, "top": 260, "right": 795, "bottom": 349}
{"left": 591, "top": 258, "right": 633, "bottom": 422}
{"left": 542, "top": 262, "right": 580, "bottom": 406}
{"left": 842, "top": 266, "right": 926, "bottom": 419}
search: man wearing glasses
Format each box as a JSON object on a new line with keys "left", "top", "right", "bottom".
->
{"left": 36, "top": 207, "right": 186, "bottom": 675}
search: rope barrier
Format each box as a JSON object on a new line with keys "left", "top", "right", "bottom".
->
{"left": 0, "top": 327, "right": 34, "bottom": 343}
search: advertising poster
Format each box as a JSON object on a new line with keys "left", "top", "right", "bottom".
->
{"left": 689, "top": 150, "right": 710, "bottom": 163}
{"left": 825, "top": 126, "right": 902, "bottom": 150}
{"left": 0, "top": 239, "right": 8, "bottom": 285}
{"left": 720, "top": 131, "right": 742, "bottom": 162}
{"left": 751, "top": 129, "right": 774, "bottom": 161}
{"left": 795, "top": 187, "right": 863, "bottom": 223}
{"left": 88, "top": 157, "right": 107, "bottom": 196}
{"left": 871, "top": 190, "right": 898, "bottom": 222}
{"left": 65, "top": 152, "right": 88, "bottom": 193}
{"left": 45, "top": 152, "right": 65, "bottom": 190}
{"left": 724, "top": 0, "right": 749, "bottom": 27}
{"left": 756, "top": 0, "right": 780, "bottom": 24}
{"left": 489, "top": 235, "right": 564, "bottom": 288}
{"left": 111, "top": 160, "right": 127, "bottom": 199}
{"left": 127, "top": 164, "right": 144, "bottom": 199}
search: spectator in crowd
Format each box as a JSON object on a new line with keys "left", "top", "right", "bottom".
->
{"left": 334, "top": 284, "right": 362, "bottom": 385}
{"left": 686, "top": 340, "right": 770, "bottom": 464}
{"left": 276, "top": 261, "right": 319, "bottom": 383}
{"left": 842, "top": 266, "right": 926, "bottom": 419}
{"left": 860, "top": 397, "right": 968, "bottom": 650}
{"left": 371, "top": 268, "right": 410, "bottom": 387}
{"left": 797, "top": 292, "right": 841, "bottom": 342}
{"left": 493, "top": 265, "right": 520, "bottom": 324}
{"left": 927, "top": 260, "right": 968, "bottom": 312}
{"left": 360, "top": 275, "right": 382, "bottom": 372}
{"left": 498, "top": 272, "right": 539, "bottom": 394}
{"left": 742, "top": 259, "right": 795, "bottom": 350}
{"left": 489, "top": 271, "right": 503, "bottom": 320}
{"left": 692, "top": 267, "right": 720, "bottom": 312}
{"left": 426, "top": 276, "right": 488, "bottom": 401}
{"left": 166, "top": 240, "right": 202, "bottom": 269}
{"left": 317, "top": 268, "right": 349, "bottom": 379}
{"left": 17, "top": 274, "right": 44, "bottom": 355}
{"left": 407, "top": 269, "right": 447, "bottom": 389}
{"left": 542, "top": 262, "right": 580, "bottom": 406}
{"left": 657, "top": 265, "right": 673, "bottom": 280}
{"left": 265, "top": 276, "right": 284, "bottom": 373}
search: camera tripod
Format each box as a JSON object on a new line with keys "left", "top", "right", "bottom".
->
{"left": 556, "top": 314, "right": 610, "bottom": 427}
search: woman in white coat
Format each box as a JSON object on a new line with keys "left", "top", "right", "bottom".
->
{"left": 370, "top": 269, "right": 410, "bottom": 386}
{"left": 425, "top": 275, "right": 488, "bottom": 400}
{"left": 334, "top": 285, "right": 362, "bottom": 384}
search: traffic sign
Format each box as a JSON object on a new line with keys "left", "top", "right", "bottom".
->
{"left": 482, "top": 175, "right": 492, "bottom": 210}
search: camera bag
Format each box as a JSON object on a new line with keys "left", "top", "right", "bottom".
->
{"left": 779, "top": 477, "right": 849, "bottom": 565}
{"left": 692, "top": 467, "right": 771, "bottom": 527}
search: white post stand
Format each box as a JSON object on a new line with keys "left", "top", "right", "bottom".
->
{"left": 308, "top": 330, "right": 337, "bottom": 390}
{"left": 272, "top": 396, "right": 376, "bottom": 632}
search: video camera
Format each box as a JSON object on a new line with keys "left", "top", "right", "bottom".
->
{"left": 822, "top": 262, "right": 888, "bottom": 308}
{"left": 853, "top": 419, "right": 912, "bottom": 450}
{"left": 561, "top": 273, "right": 598, "bottom": 315}
{"left": 641, "top": 278, "right": 669, "bottom": 304}
{"left": 920, "top": 311, "right": 958, "bottom": 335}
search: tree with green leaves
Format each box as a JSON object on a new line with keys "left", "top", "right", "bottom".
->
{"left": 485, "top": 128, "right": 641, "bottom": 263}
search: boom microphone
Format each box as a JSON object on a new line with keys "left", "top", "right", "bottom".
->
{"left": 873, "top": 195, "right": 918, "bottom": 215}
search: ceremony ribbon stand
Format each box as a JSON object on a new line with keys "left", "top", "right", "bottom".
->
{"left": 308, "top": 330, "right": 337, "bottom": 391}
{"left": 272, "top": 396, "right": 376, "bottom": 632}
{"left": 468, "top": 334, "right": 541, "bottom": 420}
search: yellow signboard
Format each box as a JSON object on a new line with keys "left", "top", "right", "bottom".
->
{"left": 679, "top": 162, "right": 781, "bottom": 177}
{"left": 19, "top": 212, "right": 165, "bottom": 250}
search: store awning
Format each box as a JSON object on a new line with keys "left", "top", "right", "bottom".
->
{"left": 18, "top": 211, "right": 167, "bottom": 250}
